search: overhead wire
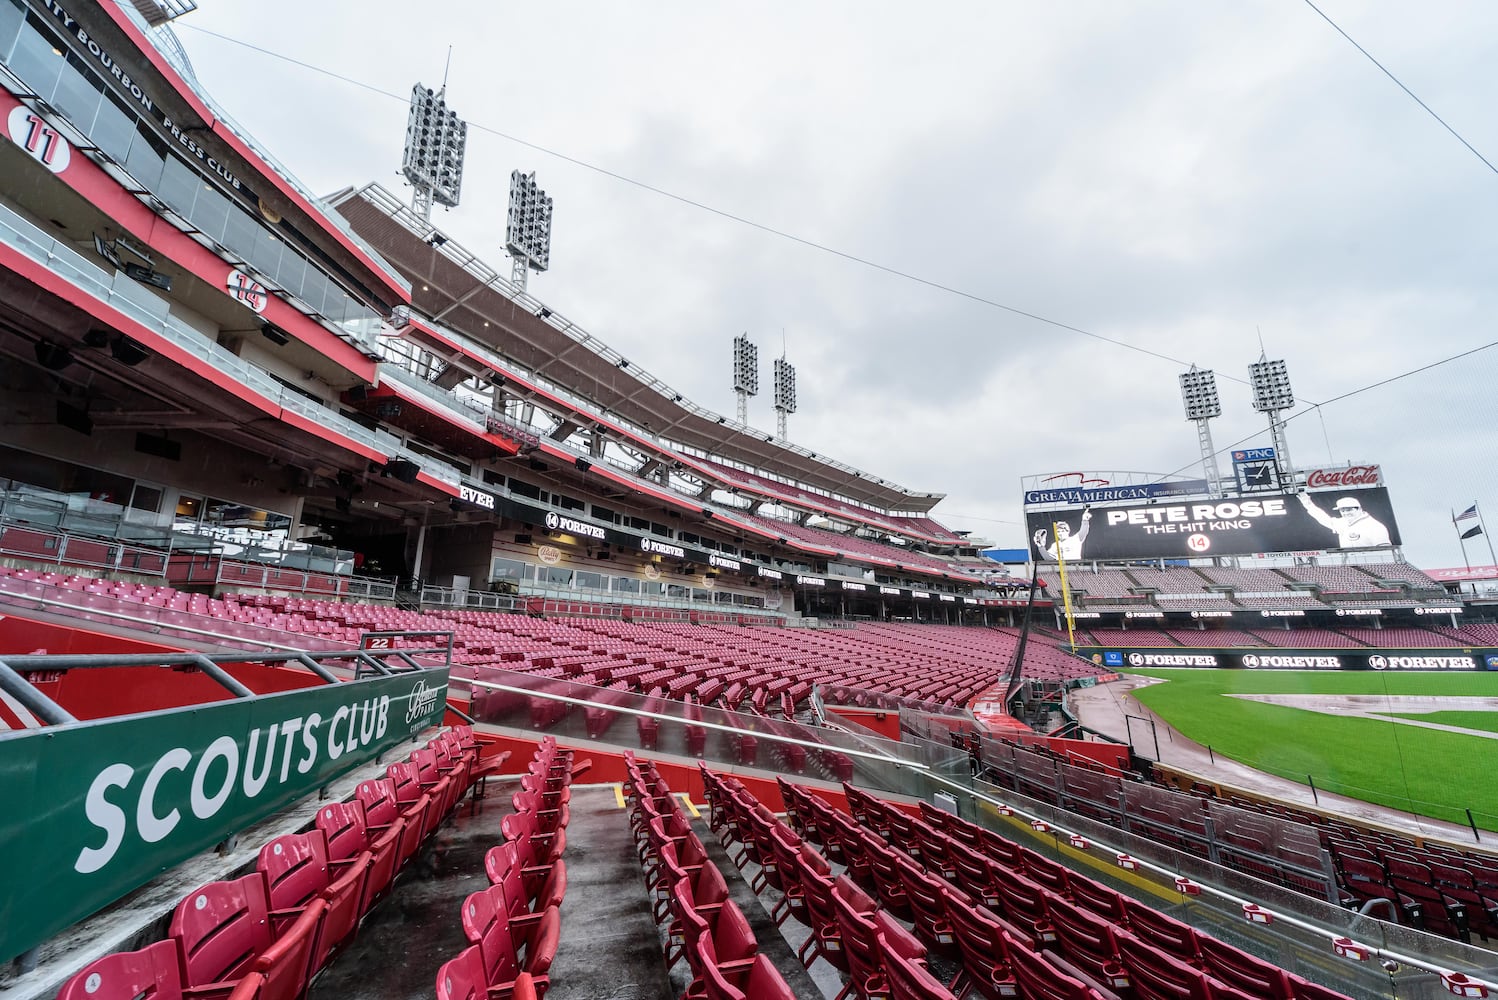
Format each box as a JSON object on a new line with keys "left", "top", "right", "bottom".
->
{"left": 174, "top": 16, "right": 1497, "bottom": 502}
{"left": 1157, "top": 340, "right": 1498, "bottom": 483}
{"left": 1301, "top": 0, "right": 1498, "bottom": 179}
{"left": 173, "top": 22, "right": 1244, "bottom": 383}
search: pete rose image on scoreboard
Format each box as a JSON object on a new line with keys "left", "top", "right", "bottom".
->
{"left": 1025, "top": 487, "right": 1400, "bottom": 561}
{"left": 1032, "top": 508, "right": 1092, "bottom": 562}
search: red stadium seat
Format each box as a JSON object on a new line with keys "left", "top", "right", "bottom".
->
{"left": 883, "top": 944, "right": 958, "bottom": 1000}
{"left": 1008, "top": 938, "right": 1108, "bottom": 1000}
{"left": 943, "top": 888, "right": 1018, "bottom": 1000}
{"left": 56, "top": 940, "right": 183, "bottom": 1000}
{"left": 169, "top": 874, "right": 326, "bottom": 1000}
{"left": 256, "top": 831, "right": 365, "bottom": 973}
{"left": 486, "top": 841, "right": 567, "bottom": 911}
{"left": 312, "top": 799, "right": 400, "bottom": 915}
{"left": 698, "top": 952, "right": 795, "bottom": 1000}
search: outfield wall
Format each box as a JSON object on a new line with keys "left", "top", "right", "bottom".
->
{"left": 1076, "top": 647, "right": 1498, "bottom": 671}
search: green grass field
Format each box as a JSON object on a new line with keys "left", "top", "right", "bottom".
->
{"left": 1123, "top": 668, "right": 1498, "bottom": 829}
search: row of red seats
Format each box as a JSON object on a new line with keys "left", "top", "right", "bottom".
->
{"left": 990, "top": 730, "right": 1498, "bottom": 946}
{"left": 1330, "top": 840, "right": 1498, "bottom": 942}
{"left": 55, "top": 726, "right": 508, "bottom": 1000}
{"left": 831, "top": 782, "right": 1352, "bottom": 1000}
{"left": 436, "top": 737, "right": 583, "bottom": 1000}
{"left": 622, "top": 752, "right": 796, "bottom": 999}
{"left": 702, "top": 765, "right": 955, "bottom": 1000}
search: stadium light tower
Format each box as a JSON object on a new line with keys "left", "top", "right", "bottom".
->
{"left": 731, "top": 334, "right": 758, "bottom": 425}
{"left": 505, "top": 170, "right": 553, "bottom": 293}
{"left": 401, "top": 83, "right": 467, "bottom": 222}
{"left": 1249, "top": 356, "right": 1295, "bottom": 483}
{"left": 773, "top": 355, "right": 797, "bottom": 439}
{"left": 1179, "top": 366, "right": 1223, "bottom": 496}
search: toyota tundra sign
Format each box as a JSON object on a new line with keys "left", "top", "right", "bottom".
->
{"left": 1305, "top": 465, "right": 1381, "bottom": 490}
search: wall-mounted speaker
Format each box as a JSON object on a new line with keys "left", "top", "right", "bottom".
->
{"left": 110, "top": 336, "right": 149, "bottom": 367}
{"left": 514, "top": 534, "right": 533, "bottom": 545}
{"left": 135, "top": 433, "right": 181, "bottom": 461}
{"left": 384, "top": 458, "right": 420, "bottom": 484}
{"left": 56, "top": 401, "right": 92, "bottom": 435}
{"left": 34, "top": 342, "right": 73, "bottom": 371}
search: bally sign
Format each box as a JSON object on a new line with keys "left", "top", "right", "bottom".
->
{"left": 1027, "top": 487, "right": 1401, "bottom": 562}
{"left": 0, "top": 668, "right": 448, "bottom": 966}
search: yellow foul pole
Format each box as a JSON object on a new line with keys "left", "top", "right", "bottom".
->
{"left": 1053, "top": 520, "right": 1077, "bottom": 652}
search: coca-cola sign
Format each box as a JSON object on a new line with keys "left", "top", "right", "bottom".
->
{"left": 1306, "top": 465, "right": 1380, "bottom": 489}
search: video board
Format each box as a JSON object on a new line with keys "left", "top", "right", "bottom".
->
{"left": 1025, "top": 487, "right": 1401, "bottom": 562}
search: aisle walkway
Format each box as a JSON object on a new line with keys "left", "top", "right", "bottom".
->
{"left": 309, "top": 784, "right": 678, "bottom": 1000}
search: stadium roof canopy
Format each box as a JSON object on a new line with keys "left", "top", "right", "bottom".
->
{"left": 328, "top": 184, "right": 945, "bottom": 514}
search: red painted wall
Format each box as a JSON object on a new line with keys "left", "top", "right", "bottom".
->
{"left": 0, "top": 614, "right": 181, "bottom": 657}
{"left": 1012, "top": 733, "right": 1131, "bottom": 774}
{"left": 0, "top": 615, "right": 329, "bottom": 720}
{"left": 827, "top": 707, "right": 903, "bottom": 741}
{"left": 463, "top": 729, "right": 859, "bottom": 816}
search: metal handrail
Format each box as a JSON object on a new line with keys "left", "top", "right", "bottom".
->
{"left": 464, "top": 676, "right": 927, "bottom": 769}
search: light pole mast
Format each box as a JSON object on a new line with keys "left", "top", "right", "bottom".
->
{"left": 773, "top": 355, "right": 797, "bottom": 440}
{"left": 400, "top": 83, "right": 467, "bottom": 223}
{"left": 731, "top": 334, "right": 758, "bottom": 425}
{"left": 505, "top": 171, "right": 554, "bottom": 294}
{"left": 1249, "top": 356, "right": 1296, "bottom": 486}
{"left": 1179, "top": 366, "right": 1223, "bottom": 496}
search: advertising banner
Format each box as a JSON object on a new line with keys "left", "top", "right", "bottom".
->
{"left": 1023, "top": 479, "right": 1209, "bottom": 507}
{"left": 1026, "top": 487, "right": 1401, "bottom": 562}
{"left": 1081, "top": 648, "right": 1493, "bottom": 672}
{"left": 0, "top": 668, "right": 449, "bottom": 963}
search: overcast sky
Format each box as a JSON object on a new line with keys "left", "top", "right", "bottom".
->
{"left": 172, "top": 2, "right": 1498, "bottom": 569}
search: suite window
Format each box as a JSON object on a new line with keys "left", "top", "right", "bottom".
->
{"left": 9, "top": 14, "right": 66, "bottom": 104}
{"left": 129, "top": 485, "right": 163, "bottom": 514}
{"left": 91, "top": 88, "right": 136, "bottom": 164}
{"left": 0, "top": 0, "right": 24, "bottom": 63}
{"left": 51, "top": 49, "right": 103, "bottom": 133}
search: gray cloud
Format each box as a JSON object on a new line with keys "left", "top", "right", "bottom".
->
{"left": 178, "top": 1, "right": 1498, "bottom": 567}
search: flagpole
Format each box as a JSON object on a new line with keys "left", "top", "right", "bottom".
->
{"left": 1455, "top": 508, "right": 1471, "bottom": 571}
{"left": 1483, "top": 503, "right": 1497, "bottom": 569}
